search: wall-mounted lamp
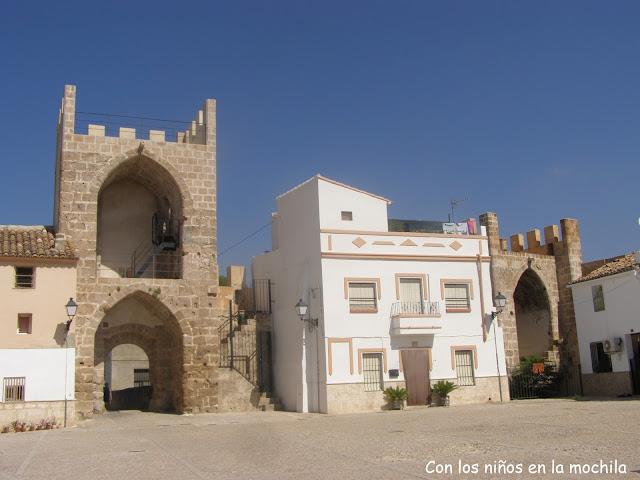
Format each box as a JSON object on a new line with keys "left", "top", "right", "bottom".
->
{"left": 295, "top": 299, "right": 318, "bottom": 329}
{"left": 65, "top": 297, "right": 78, "bottom": 331}
{"left": 491, "top": 292, "right": 507, "bottom": 320}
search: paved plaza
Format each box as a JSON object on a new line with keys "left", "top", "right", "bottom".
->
{"left": 1, "top": 399, "right": 638, "bottom": 479}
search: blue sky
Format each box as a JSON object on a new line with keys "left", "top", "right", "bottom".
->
{"left": 1, "top": 1, "right": 639, "bottom": 272}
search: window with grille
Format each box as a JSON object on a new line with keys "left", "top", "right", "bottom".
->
{"left": 349, "top": 282, "right": 377, "bottom": 312}
{"left": 3, "top": 377, "right": 25, "bottom": 402}
{"left": 362, "top": 353, "right": 383, "bottom": 391}
{"left": 591, "top": 285, "right": 605, "bottom": 312}
{"left": 17, "top": 314, "right": 32, "bottom": 334}
{"left": 134, "top": 368, "right": 151, "bottom": 387}
{"left": 455, "top": 350, "right": 475, "bottom": 386}
{"left": 445, "top": 283, "right": 470, "bottom": 311}
{"left": 590, "top": 342, "right": 612, "bottom": 373}
{"left": 15, "top": 267, "right": 34, "bottom": 288}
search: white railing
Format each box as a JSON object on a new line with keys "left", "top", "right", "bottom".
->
{"left": 390, "top": 301, "right": 440, "bottom": 317}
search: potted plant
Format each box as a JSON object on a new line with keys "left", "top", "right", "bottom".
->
{"left": 431, "top": 380, "right": 458, "bottom": 406}
{"left": 383, "top": 386, "right": 408, "bottom": 410}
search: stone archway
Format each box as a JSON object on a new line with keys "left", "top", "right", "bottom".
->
{"left": 513, "top": 268, "right": 553, "bottom": 363}
{"left": 93, "top": 291, "right": 184, "bottom": 413}
{"left": 96, "top": 153, "right": 185, "bottom": 279}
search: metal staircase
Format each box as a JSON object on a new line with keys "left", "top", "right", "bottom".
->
{"left": 128, "top": 213, "right": 181, "bottom": 279}
{"left": 218, "top": 301, "right": 277, "bottom": 410}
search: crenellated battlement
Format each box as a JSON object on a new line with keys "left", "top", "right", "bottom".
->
{"left": 480, "top": 212, "right": 579, "bottom": 257}
{"left": 57, "top": 84, "right": 215, "bottom": 145}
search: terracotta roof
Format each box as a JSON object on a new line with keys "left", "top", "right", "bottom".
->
{"left": 570, "top": 253, "right": 636, "bottom": 284}
{"left": 0, "top": 226, "right": 75, "bottom": 259}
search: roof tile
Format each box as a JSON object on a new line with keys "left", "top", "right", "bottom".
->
{"left": 0, "top": 226, "right": 75, "bottom": 259}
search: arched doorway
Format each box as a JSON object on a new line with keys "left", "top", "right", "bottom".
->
{"left": 105, "top": 344, "right": 152, "bottom": 410}
{"left": 513, "top": 269, "right": 553, "bottom": 362}
{"left": 94, "top": 292, "right": 184, "bottom": 413}
{"left": 96, "top": 155, "right": 183, "bottom": 279}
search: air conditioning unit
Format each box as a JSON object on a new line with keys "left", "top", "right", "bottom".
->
{"left": 603, "top": 337, "right": 623, "bottom": 353}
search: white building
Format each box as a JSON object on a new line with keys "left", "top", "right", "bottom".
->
{"left": 252, "top": 175, "right": 508, "bottom": 413}
{"left": 568, "top": 252, "right": 640, "bottom": 397}
{"left": 0, "top": 226, "right": 77, "bottom": 425}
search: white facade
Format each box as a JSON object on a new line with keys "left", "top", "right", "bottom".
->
{"left": 569, "top": 258, "right": 640, "bottom": 396}
{"left": 253, "top": 175, "right": 508, "bottom": 413}
{"left": 0, "top": 348, "right": 75, "bottom": 402}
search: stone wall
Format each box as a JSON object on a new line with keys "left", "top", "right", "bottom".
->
{"left": 582, "top": 372, "right": 633, "bottom": 397}
{"left": 444, "top": 376, "right": 510, "bottom": 405}
{"left": 0, "top": 401, "right": 75, "bottom": 427}
{"left": 54, "top": 85, "right": 221, "bottom": 417}
{"left": 479, "top": 213, "right": 582, "bottom": 387}
{"left": 326, "top": 381, "right": 406, "bottom": 414}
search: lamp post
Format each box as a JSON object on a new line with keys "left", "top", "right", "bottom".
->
{"left": 63, "top": 298, "right": 77, "bottom": 428}
{"left": 295, "top": 299, "right": 320, "bottom": 412}
{"left": 295, "top": 299, "right": 318, "bottom": 329}
{"left": 490, "top": 292, "right": 507, "bottom": 402}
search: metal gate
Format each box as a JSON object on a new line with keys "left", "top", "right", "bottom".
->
{"left": 509, "top": 362, "right": 582, "bottom": 399}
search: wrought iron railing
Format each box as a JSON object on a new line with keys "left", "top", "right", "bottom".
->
{"left": 3, "top": 377, "right": 25, "bottom": 402}
{"left": 218, "top": 307, "right": 259, "bottom": 387}
{"left": 391, "top": 301, "right": 440, "bottom": 317}
{"left": 97, "top": 252, "right": 182, "bottom": 279}
{"left": 74, "top": 111, "right": 192, "bottom": 142}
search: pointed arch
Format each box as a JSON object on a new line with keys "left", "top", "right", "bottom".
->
{"left": 93, "top": 290, "right": 186, "bottom": 412}
{"left": 513, "top": 268, "right": 553, "bottom": 361}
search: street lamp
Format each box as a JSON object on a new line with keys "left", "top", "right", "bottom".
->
{"left": 295, "top": 299, "right": 318, "bottom": 329}
{"left": 491, "top": 292, "right": 507, "bottom": 320}
{"left": 63, "top": 297, "right": 77, "bottom": 428}
{"left": 65, "top": 297, "right": 78, "bottom": 330}
{"left": 490, "top": 292, "right": 507, "bottom": 402}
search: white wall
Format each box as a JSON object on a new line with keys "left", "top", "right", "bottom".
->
{"left": 254, "top": 174, "right": 507, "bottom": 413}
{"left": 321, "top": 255, "right": 506, "bottom": 385}
{"left": 317, "top": 178, "right": 389, "bottom": 231}
{"left": 0, "top": 348, "right": 75, "bottom": 401}
{"left": 253, "top": 176, "right": 324, "bottom": 412}
{"left": 571, "top": 271, "right": 640, "bottom": 374}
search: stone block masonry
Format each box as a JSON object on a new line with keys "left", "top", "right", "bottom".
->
{"left": 53, "top": 85, "right": 221, "bottom": 417}
{"left": 479, "top": 213, "right": 583, "bottom": 392}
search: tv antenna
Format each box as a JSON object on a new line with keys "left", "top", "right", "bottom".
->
{"left": 449, "top": 197, "right": 468, "bottom": 224}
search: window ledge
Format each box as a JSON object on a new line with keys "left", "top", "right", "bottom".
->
{"left": 350, "top": 308, "right": 378, "bottom": 314}
{"left": 446, "top": 308, "right": 471, "bottom": 313}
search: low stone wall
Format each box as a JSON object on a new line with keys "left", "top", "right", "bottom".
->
{"left": 0, "top": 400, "right": 75, "bottom": 427}
{"left": 444, "top": 376, "right": 510, "bottom": 405}
{"left": 216, "top": 369, "right": 261, "bottom": 412}
{"left": 326, "top": 381, "right": 405, "bottom": 414}
{"left": 582, "top": 372, "right": 633, "bottom": 397}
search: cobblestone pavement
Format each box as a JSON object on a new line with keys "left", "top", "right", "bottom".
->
{"left": 1, "top": 399, "right": 638, "bottom": 479}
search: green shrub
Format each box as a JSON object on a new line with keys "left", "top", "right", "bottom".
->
{"left": 431, "top": 380, "right": 459, "bottom": 397}
{"left": 383, "top": 386, "right": 408, "bottom": 402}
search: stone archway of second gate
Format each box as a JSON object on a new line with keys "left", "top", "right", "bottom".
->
{"left": 93, "top": 292, "right": 184, "bottom": 413}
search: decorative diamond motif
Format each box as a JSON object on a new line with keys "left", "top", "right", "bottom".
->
{"left": 400, "top": 239, "right": 417, "bottom": 246}
{"left": 352, "top": 237, "right": 366, "bottom": 248}
{"left": 449, "top": 240, "right": 463, "bottom": 251}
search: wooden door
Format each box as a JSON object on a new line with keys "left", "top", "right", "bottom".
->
{"left": 401, "top": 349, "right": 430, "bottom": 406}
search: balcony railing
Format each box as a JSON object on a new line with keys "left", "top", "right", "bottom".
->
{"left": 97, "top": 253, "right": 182, "bottom": 279}
{"left": 390, "top": 301, "right": 440, "bottom": 317}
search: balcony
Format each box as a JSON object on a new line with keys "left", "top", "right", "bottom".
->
{"left": 390, "top": 301, "right": 442, "bottom": 335}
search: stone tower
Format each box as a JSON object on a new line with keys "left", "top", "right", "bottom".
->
{"left": 479, "top": 213, "right": 583, "bottom": 389}
{"left": 54, "top": 85, "right": 220, "bottom": 416}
